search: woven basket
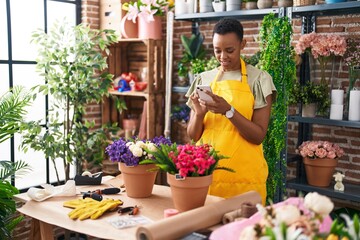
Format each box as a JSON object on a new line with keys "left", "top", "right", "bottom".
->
{"left": 293, "top": 0, "right": 316, "bottom": 6}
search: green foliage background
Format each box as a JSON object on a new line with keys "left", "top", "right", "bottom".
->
{"left": 258, "top": 14, "right": 296, "bottom": 203}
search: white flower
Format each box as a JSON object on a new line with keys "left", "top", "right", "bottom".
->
{"left": 135, "top": 141, "right": 146, "bottom": 149}
{"left": 304, "top": 192, "right": 334, "bottom": 216}
{"left": 147, "top": 142, "right": 157, "bottom": 152}
{"left": 126, "top": 142, "right": 134, "bottom": 147}
{"left": 275, "top": 205, "right": 301, "bottom": 225}
{"left": 130, "top": 145, "right": 143, "bottom": 157}
{"left": 238, "top": 225, "right": 257, "bottom": 240}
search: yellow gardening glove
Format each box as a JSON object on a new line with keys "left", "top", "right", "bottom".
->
{"left": 64, "top": 198, "right": 122, "bottom": 220}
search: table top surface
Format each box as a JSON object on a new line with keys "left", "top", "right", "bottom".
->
{"left": 15, "top": 176, "right": 223, "bottom": 240}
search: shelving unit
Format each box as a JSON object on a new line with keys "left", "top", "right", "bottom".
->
{"left": 102, "top": 39, "right": 166, "bottom": 139}
{"left": 286, "top": 2, "right": 360, "bottom": 203}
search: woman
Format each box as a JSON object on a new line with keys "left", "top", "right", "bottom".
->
{"left": 185, "top": 18, "right": 276, "bottom": 204}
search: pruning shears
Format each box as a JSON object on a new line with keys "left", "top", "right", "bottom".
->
{"left": 80, "top": 187, "right": 121, "bottom": 201}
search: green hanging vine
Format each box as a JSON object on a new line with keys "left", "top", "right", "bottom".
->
{"left": 258, "top": 13, "right": 296, "bottom": 203}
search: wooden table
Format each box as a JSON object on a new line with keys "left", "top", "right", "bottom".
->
{"left": 15, "top": 176, "right": 223, "bottom": 240}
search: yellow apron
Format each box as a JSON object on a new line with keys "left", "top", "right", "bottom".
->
{"left": 200, "top": 59, "right": 268, "bottom": 205}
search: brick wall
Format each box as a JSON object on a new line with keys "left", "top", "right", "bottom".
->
{"left": 12, "top": 2, "right": 360, "bottom": 239}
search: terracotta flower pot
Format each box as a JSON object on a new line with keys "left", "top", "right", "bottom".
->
{"left": 118, "top": 162, "right": 158, "bottom": 198}
{"left": 167, "top": 173, "right": 212, "bottom": 212}
{"left": 303, "top": 157, "right": 338, "bottom": 187}
{"left": 137, "top": 15, "right": 162, "bottom": 40}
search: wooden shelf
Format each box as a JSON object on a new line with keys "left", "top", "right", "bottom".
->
{"left": 108, "top": 89, "right": 148, "bottom": 99}
{"left": 102, "top": 39, "right": 166, "bottom": 140}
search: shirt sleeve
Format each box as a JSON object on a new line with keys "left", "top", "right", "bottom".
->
{"left": 252, "top": 70, "right": 277, "bottom": 109}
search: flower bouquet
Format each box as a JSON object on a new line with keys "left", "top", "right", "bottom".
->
{"left": 105, "top": 136, "right": 171, "bottom": 198}
{"left": 211, "top": 192, "right": 334, "bottom": 240}
{"left": 297, "top": 141, "right": 344, "bottom": 187}
{"left": 143, "top": 142, "right": 233, "bottom": 211}
{"left": 295, "top": 32, "right": 347, "bottom": 85}
{"left": 211, "top": 192, "right": 360, "bottom": 240}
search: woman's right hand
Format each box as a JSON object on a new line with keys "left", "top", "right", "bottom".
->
{"left": 190, "top": 92, "right": 207, "bottom": 117}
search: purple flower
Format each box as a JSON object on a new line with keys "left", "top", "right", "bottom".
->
{"left": 105, "top": 138, "right": 139, "bottom": 166}
{"left": 152, "top": 136, "right": 172, "bottom": 146}
{"left": 105, "top": 136, "right": 172, "bottom": 166}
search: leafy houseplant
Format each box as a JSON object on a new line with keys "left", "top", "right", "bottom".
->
{"left": 178, "top": 33, "right": 206, "bottom": 78}
{"left": 20, "top": 20, "right": 120, "bottom": 182}
{"left": 0, "top": 86, "right": 31, "bottom": 239}
{"left": 288, "top": 81, "right": 331, "bottom": 116}
{"left": 258, "top": 13, "right": 296, "bottom": 203}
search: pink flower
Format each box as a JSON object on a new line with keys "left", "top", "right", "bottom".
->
{"left": 315, "top": 148, "right": 327, "bottom": 158}
{"left": 297, "top": 141, "right": 344, "bottom": 160}
{"left": 295, "top": 32, "right": 347, "bottom": 59}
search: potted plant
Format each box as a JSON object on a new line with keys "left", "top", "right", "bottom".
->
{"left": 0, "top": 86, "right": 32, "bottom": 239}
{"left": 297, "top": 140, "right": 344, "bottom": 187}
{"left": 243, "top": 0, "right": 258, "bottom": 9}
{"left": 178, "top": 33, "right": 206, "bottom": 84}
{"left": 105, "top": 136, "right": 171, "bottom": 197}
{"left": 20, "top": 20, "right": 121, "bottom": 182}
{"left": 288, "top": 81, "right": 331, "bottom": 117}
{"left": 142, "top": 142, "right": 234, "bottom": 211}
{"left": 122, "top": 0, "right": 173, "bottom": 39}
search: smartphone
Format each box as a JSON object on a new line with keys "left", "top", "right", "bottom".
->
{"left": 196, "top": 85, "right": 215, "bottom": 103}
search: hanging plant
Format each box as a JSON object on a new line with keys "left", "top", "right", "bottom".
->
{"left": 258, "top": 13, "right": 296, "bottom": 203}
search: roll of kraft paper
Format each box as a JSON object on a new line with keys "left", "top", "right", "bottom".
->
{"left": 136, "top": 191, "right": 261, "bottom": 240}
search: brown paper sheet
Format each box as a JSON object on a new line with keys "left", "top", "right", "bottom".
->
{"left": 136, "top": 191, "right": 261, "bottom": 240}
{"left": 15, "top": 176, "right": 223, "bottom": 240}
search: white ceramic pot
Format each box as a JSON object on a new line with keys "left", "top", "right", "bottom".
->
{"left": 199, "top": 0, "right": 213, "bottom": 12}
{"left": 212, "top": 1, "right": 226, "bottom": 11}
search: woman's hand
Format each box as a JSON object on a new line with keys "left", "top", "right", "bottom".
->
{"left": 198, "top": 90, "right": 231, "bottom": 115}
{"left": 190, "top": 91, "right": 208, "bottom": 117}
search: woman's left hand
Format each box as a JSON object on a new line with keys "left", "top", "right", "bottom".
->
{"left": 198, "top": 91, "right": 230, "bottom": 115}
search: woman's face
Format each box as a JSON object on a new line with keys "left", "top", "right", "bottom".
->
{"left": 213, "top": 32, "right": 245, "bottom": 71}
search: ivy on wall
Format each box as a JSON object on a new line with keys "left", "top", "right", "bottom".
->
{"left": 258, "top": 13, "right": 296, "bottom": 203}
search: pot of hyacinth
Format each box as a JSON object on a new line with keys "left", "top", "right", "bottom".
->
{"left": 142, "top": 142, "right": 233, "bottom": 212}
{"left": 297, "top": 140, "right": 344, "bottom": 187}
{"left": 105, "top": 136, "right": 171, "bottom": 198}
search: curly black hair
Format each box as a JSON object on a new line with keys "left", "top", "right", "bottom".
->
{"left": 213, "top": 18, "right": 244, "bottom": 41}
